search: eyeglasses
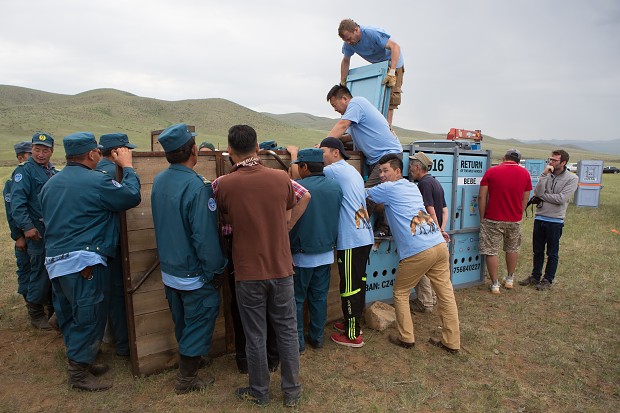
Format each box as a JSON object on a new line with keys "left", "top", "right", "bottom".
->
{"left": 547, "top": 158, "right": 562, "bottom": 163}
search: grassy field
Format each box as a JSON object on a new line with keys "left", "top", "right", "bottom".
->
{"left": 2, "top": 85, "right": 619, "bottom": 166}
{"left": 0, "top": 167, "right": 618, "bottom": 413}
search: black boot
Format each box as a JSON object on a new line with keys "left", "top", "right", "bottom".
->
{"left": 175, "top": 355, "right": 214, "bottom": 394}
{"left": 67, "top": 360, "right": 112, "bottom": 391}
{"left": 26, "top": 302, "right": 52, "bottom": 330}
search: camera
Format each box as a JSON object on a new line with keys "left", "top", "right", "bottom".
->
{"left": 526, "top": 196, "right": 542, "bottom": 208}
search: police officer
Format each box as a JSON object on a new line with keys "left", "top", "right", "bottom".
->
{"left": 96, "top": 133, "right": 137, "bottom": 357}
{"left": 3, "top": 142, "right": 33, "bottom": 304}
{"left": 40, "top": 132, "right": 141, "bottom": 391}
{"left": 151, "top": 123, "right": 227, "bottom": 394}
{"left": 10, "top": 132, "right": 58, "bottom": 329}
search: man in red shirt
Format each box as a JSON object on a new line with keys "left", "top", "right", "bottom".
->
{"left": 478, "top": 149, "right": 532, "bottom": 294}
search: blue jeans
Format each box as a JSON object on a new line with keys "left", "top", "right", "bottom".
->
{"left": 236, "top": 276, "right": 301, "bottom": 403}
{"left": 52, "top": 265, "right": 109, "bottom": 364}
{"left": 293, "top": 264, "right": 331, "bottom": 351}
{"left": 531, "top": 219, "right": 564, "bottom": 283}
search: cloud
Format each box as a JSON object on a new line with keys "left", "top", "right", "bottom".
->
{"left": 1, "top": 0, "right": 618, "bottom": 140}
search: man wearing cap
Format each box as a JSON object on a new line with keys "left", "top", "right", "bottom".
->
{"left": 478, "top": 149, "right": 532, "bottom": 294}
{"left": 319, "top": 137, "right": 373, "bottom": 348}
{"left": 326, "top": 84, "right": 402, "bottom": 237}
{"left": 520, "top": 149, "right": 578, "bottom": 291}
{"left": 10, "top": 132, "right": 58, "bottom": 330}
{"left": 287, "top": 146, "right": 343, "bottom": 352}
{"left": 366, "top": 154, "right": 460, "bottom": 353}
{"left": 213, "top": 125, "right": 309, "bottom": 407}
{"left": 96, "top": 133, "right": 137, "bottom": 357}
{"left": 151, "top": 123, "right": 227, "bottom": 394}
{"left": 409, "top": 151, "right": 450, "bottom": 313}
{"left": 3, "top": 142, "right": 33, "bottom": 307}
{"left": 338, "top": 18, "right": 404, "bottom": 127}
{"left": 40, "top": 132, "right": 141, "bottom": 391}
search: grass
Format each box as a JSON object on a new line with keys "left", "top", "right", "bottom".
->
{"left": 0, "top": 172, "right": 619, "bottom": 412}
{"left": 2, "top": 85, "right": 619, "bottom": 166}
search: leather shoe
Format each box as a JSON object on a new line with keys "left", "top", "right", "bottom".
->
{"left": 389, "top": 334, "right": 414, "bottom": 349}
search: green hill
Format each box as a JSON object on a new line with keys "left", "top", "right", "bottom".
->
{"left": 1, "top": 85, "right": 617, "bottom": 165}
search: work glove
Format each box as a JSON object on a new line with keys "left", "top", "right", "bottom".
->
{"left": 340, "top": 80, "right": 346, "bottom": 87}
{"left": 211, "top": 272, "right": 225, "bottom": 289}
{"left": 382, "top": 69, "right": 397, "bottom": 88}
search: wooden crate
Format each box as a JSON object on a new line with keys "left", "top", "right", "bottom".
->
{"left": 121, "top": 149, "right": 364, "bottom": 376}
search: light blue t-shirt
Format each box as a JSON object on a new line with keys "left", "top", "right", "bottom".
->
{"left": 324, "top": 160, "right": 373, "bottom": 250}
{"left": 45, "top": 250, "right": 107, "bottom": 280}
{"left": 342, "top": 26, "right": 404, "bottom": 68}
{"left": 292, "top": 250, "right": 334, "bottom": 268}
{"left": 343, "top": 96, "right": 403, "bottom": 165}
{"left": 161, "top": 270, "right": 204, "bottom": 291}
{"left": 323, "top": 159, "right": 374, "bottom": 251}
{"left": 367, "top": 179, "right": 445, "bottom": 260}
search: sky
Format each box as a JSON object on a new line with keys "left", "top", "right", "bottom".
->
{"left": 1, "top": 0, "right": 619, "bottom": 141}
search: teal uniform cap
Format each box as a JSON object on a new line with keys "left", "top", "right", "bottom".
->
{"left": 63, "top": 132, "right": 102, "bottom": 156}
{"left": 158, "top": 123, "right": 193, "bottom": 153}
{"left": 14, "top": 141, "right": 32, "bottom": 155}
{"left": 99, "top": 133, "right": 137, "bottom": 150}
{"left": 292, "top": 148, "right": 324, "bottom": 164}
{"left": 32, "top": 132, "right": 54, "bottom": 148}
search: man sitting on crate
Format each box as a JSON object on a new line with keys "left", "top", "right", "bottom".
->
{"left": 366, "top": 154, "right": 460, "bottom": 354}
{"left": 151, "top": 124, "right": 227, "bottom": 394}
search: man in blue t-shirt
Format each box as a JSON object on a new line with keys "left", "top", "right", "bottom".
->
{"left": 326, "top": 84, "right": 402, "bottom": 235}
{"left": 320, "top": 137, "right": 373, "bottom": 348}
{"left": 338, "top": 18, "right": 404, "bottom": 126}
{"left": 367, "top": 154, "right": 460, "bottom": 354}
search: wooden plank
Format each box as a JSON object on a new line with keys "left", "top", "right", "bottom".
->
{"left": 129, "top": 268, "right": 163, "bottom": 294}
{"left": 136, "top": 330, "right": 177, "bottom": 358}
{"left": 132, "top": 289, "right": 169, "bottom": 316}
{"left": 134, "top": 309, "right": 174, "bottom": 337}
{"left": 134, "top": 350, "right": 177, "bottom": 377}
{"left": 127, "top": 228, "right": 157, "bottom": 252}
{"left": 127, "top": 249, "right": 158, "bottom": 275}
{"left": 125, "top": 205, "right": 154, "bottom": 232}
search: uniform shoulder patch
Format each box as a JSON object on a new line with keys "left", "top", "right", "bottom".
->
{"left": 208, "top": 197, "right": 217, "bottom": 211}
{"left": 14, "top": 173, "right": 22, "bottom": 182}
{"left": 111, "top": 180, "right": 122, "bottom": 188}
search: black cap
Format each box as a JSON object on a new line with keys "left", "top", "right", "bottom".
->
{"left": 319, "top": 137, "right": 350, "bottom": 160}
{"left": 505, "top": 148, "right": 522, "bottom": 162}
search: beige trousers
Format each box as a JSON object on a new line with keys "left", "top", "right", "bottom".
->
{"left": 393, "top": 243, "right": 460, "bottom": 349}
{"left": 413, "top": 275, "right": 436, "bottom": 308}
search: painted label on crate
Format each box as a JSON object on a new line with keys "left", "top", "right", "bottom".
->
{"left": 457, "top": 176, "right": 480, "bottom": 185}
{"left": 452, "top": 263, "right": 481, "bottom": 274}
{"left": 459, "top": 159, "right": 484, "bottom": 174}
{"left": 366, "top": 279, "right": 395, "bottom": 291}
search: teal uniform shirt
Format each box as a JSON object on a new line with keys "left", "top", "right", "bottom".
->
{"left": 151, "top": 164, "right": 227, "bottom": 290}
{"left": 40, "top": 163, "right": 141, "bottom": 259}
{"left": 96, "top": 158, "right": 117, "bottom": 177}
{"left": 4, "top": 169, "right": 25, "bottom": 241}
{"left": 10, "top": 157, "right": 57, "bottom": 236}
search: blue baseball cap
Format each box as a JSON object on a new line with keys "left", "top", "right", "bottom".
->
{"left": 14, "top": 141, "right": 32, "bottom": 155}
{"left": 63, "top": 132, "right": 102, "bottom": 156}
{"left": 32, "top": 132, "right": 54, "bottom": 148}
{"left": 99, "top": 133, "right": 137, "bottom": 150}
{"left": 292, "top": 148, "right": 324, "bottom": 164}
{"left": 158, "top": 123, "right": 193, "bottom": 153}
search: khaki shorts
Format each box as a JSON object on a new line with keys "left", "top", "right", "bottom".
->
{"left": 389, "top": 66, "right": 405, "bottom": 109}
{"left": 479, "top": 218, "right": 522, "bottom": 255}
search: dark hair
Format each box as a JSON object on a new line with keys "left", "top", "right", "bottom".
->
{"left": 228, "top": 125, "right": 257, "bottom": 155}
{"left": 165, "top": 137, "right": 195, "bottom": 164}
{"left": 505, "top": 153, "right": 520, "bottom": 163}
{"left": 101, "top": 146, "right": 122, "bottom": 157}
{"left": 65, "top": 153, "right": 90, "bottom": 163}
{"left": 552, "top": 149, "right": 569, "bottom": 163}
{"left": 298, "top": 162, "right": 324, "bottom": 174}
{"left": 327, "top": 85, "right": 352, "bottom": 101}
{"left": 377, "top": 153, "right": 403, "bottom": 172}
